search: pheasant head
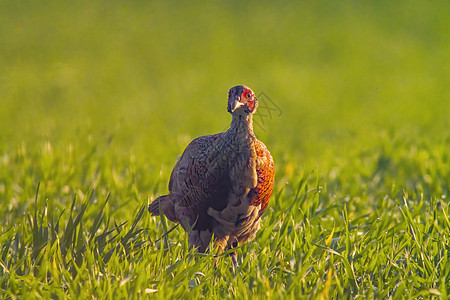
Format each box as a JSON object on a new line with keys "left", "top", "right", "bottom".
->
{"left": 227, "top": 85, "right": 258, "bottom": 116}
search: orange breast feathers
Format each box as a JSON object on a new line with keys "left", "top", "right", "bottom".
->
{"left": 250, "top": 142, "right": 275, "bottom": 215}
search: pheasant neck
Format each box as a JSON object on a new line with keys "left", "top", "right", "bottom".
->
{"left": 229, "top": 114, "right": 255, "bottom": 137}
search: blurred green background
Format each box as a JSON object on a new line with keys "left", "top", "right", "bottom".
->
{"left": 0, "top": 0, "right": 448, "bottom": 209}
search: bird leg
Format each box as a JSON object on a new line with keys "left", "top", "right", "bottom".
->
{"left": 230, "top": 251, "right": 238, "bottom": 269}
{"left": 213, "top": 237, "right": 228, "bottom": 268}
{"left": 229, "top": 237, "right": 239, "bottom": 270}
{"left": 213, "top": 236, "right": 240, "bottom": 271}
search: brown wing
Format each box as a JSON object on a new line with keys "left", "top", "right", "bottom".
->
{"left": 167, "top": 133, "right": 232, "bottom": 230}
{"left": 250, "top": 140, "right": 275, "bottom": 215}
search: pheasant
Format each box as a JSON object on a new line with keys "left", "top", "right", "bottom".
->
{"left": 148, "top": 85, "right": 274, "bottom": 267}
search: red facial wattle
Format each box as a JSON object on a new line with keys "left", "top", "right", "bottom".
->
{"left": 242, "top": 90, "right": 255, "bottom": 111}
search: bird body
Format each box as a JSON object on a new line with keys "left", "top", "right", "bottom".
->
{"left": 149, "top": 85, "right": 274, "bottom": 264}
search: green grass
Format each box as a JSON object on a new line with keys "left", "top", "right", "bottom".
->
{"left": 1, "top": 0, "right": 449, "bottom": 298}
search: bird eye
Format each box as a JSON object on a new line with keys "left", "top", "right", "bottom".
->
{"left": 243, "top": 90, "right": 252, "bottom": 99}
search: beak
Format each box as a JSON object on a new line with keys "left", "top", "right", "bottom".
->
{"left": 229, "top": 97, "right": 244, "bottom": 113}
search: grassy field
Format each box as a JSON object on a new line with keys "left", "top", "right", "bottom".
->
{"left": 1, "top": 0, "right": 449, "bottom": 298}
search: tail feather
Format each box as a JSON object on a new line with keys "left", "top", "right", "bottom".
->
{"left": 148, "top": 195, "right": 166, "bottom": 216}
{"left": 148, "top": 195, "right": 177, "bottom": 222}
